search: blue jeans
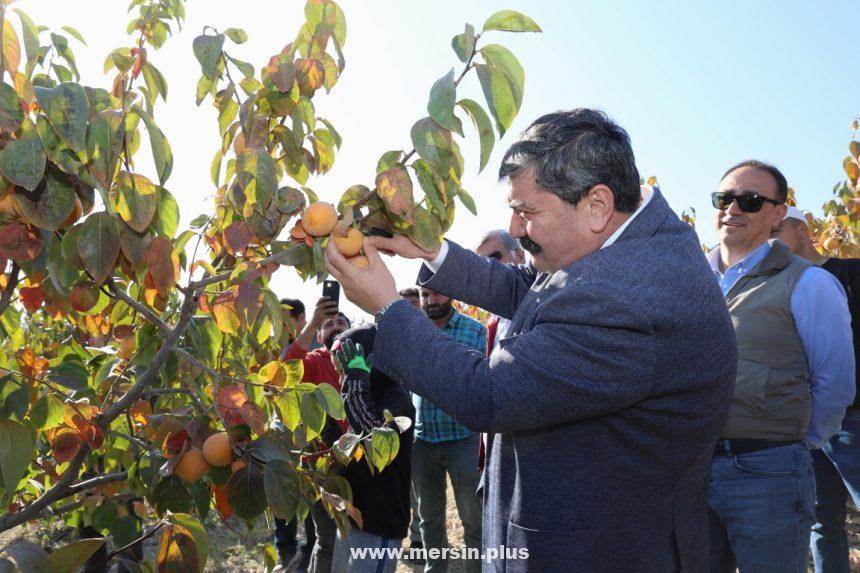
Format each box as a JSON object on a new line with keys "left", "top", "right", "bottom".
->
{"left": 332, "top": 528, "right": 403, "bottom": 573}
{"left": 412, "top": 434, "right": 482, "bottom": 573}
{"left": 811, "top": 409, "right": 860, "bottom": 573}
{"left": 708, "top": 441, "right": 815, "bottom": 573}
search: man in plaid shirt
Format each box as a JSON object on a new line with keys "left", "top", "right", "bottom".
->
{"left": 412, "top": 287, "right": 486, "bottom": 573}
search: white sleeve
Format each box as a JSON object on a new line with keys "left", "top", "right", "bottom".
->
{"left": 424, "top": 240, "right": 450, "bottom": 273}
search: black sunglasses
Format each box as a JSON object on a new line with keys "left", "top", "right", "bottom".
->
{"left": 711, "top": 191, "right": 783, "bottom": 213}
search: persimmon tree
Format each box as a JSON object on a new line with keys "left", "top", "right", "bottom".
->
{"left": 0, "top": 0, "right": 540, "bottom": 570}
{"left": 799, "top": 116, "right": 860, "bottom": 255}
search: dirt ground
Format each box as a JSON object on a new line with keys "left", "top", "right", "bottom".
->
{"left": 2, "top": 481, "right": 858, "bottom": 571}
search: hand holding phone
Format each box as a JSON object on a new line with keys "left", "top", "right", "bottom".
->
{"left": 322, "top": 279, "right": 340, "bottom": 308}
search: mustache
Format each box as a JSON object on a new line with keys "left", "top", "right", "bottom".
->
{"left": 519, "top": 235, "right": 542, "bottom": 255}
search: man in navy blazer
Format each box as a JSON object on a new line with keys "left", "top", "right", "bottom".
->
{"left": 326, "top": 109, "right": 737, "bottom": 571}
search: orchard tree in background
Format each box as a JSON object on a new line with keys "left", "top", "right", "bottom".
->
{"left": 0, "top": 0, "right": 540, "bottom": 570}
{"left": 796, "top": 116, "right": 860, "bottom": 256}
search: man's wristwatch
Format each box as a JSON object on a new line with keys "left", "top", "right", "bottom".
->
{"left": 374, "top": 298, "right": 401, "bottom": 324}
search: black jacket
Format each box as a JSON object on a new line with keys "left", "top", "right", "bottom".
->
{"left": 334, "top": 324, "right": 415, "bottom": 540}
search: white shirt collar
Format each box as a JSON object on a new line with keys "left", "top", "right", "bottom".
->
{"left": 601, "top": 185, "right": 655, "bottom": 249}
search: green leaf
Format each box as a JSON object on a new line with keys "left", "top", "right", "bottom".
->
{"left": 111, "top": 515, "right": 141, "bottom": 548}
{"left": 111, "top": 171, "right": 158, "bottom": 233}
{"left": 482, "top": 10, "right": 542, "bottom": 33}
{"left": 457, "top": 188, "right": 477, "bottom": 215}
{"left": 0, "top": 82, "right": 24, "bottom": 133}
{"left": 376, "top": 150, "right": 402, "bottom": 175}
{"left": 427, "top": 69, "right": 462, "bottom": 136}
{"left": 77, "top": 212, "right": 120, "bottom": 284}
{"left": 0, "top": 418, "right": 33, "bottom": 492}
{"left": 224, "top": 28, "right": 248, "bottom": 44}
{"left": 368, "top": 427, "right": 399, "bottom": 472}
{"left": 34, "top": 82, "right": 89, "bottom": 152}
{"left": 151, "top": 475, "right": 193, "bottom": 517}
{"left": 312, "top": 129, "right": 336, "bottom": 174}
{"left": 263, "top": 459, "right": 300, "bottom": 520}
{"left": 0, "top": 118, "right": 46, "bottom": 191}
{"left": 187, "top": 316, "right": 223, "bottom": 364}
{"left": 337, "top": 184, "right": 370, "bottom": 214}
{"left": 168, "top": 513, "right": 208, "bottom": 571}
{"left": 480, "top": 44, "right": 524, "bottom": 110}
{"left": 237, "top": 148, "right": 277, "bottom": 212}
{"left": 47, "top": 358, "right": 89, "bottom": 391}
{"left": 410, "top": 116, "right": 453, "bottom": 173}
{"left": 29, "top": 395, "right": 64, "bottom": 430}
{"left": 314, "top": 383, "right": 345, "bottom": 420}
{"left": 60, "top": 25, "right": 87, "bottom": 46}
{"left": 217, "top": 96, "right": 238, "bottom": 137}
{"left": 275, "top": 390, "right": 301, "bottom": 432}
{"left": 14, "top": 167, "right": 76, "bottom": 231}
{"left": 133, "top": 105, "right": 173, "bottom": 185}
{"left": 2, "top": 19, "right": 21, "bottom": 75}
{"left": 333, "top": 433, "right": 360, "bottom": 465}
{"left": 452, "top": 23, "right": 475, "bottom": 63}
{"left": 476, "top": 63, "right": 516, "bottom": 138}
{"left": 86, "top": 109, "right": 124, "bottom": 192}
{"left": 0, "top": 379, "right": 28, "bottom": 421}
{"left": 141, "top": 62, "right": 168, "bottom": 103}
{"left": 457, "top": 99, "right": 494, "bottom": 173}
{"left": 411, "top": 159, "right": 446, "bottom": 215}
{"left": 13, "top": 9, "right": 39, "bottom": 74}
{"left": 226, "top": 464, "right": 267, "bottom": 520}
{"left": 407, "top": 205, "right": 443, "bottom": 252}
{"left": 152, "top": 187, "right": 179, "bottom": 238}
{"left": 299, "top": 391, "right": 326, "bottom": 441}
{"left": 91, "top": 499, "right": 118, "bottom": 534}
{"left": 46, "top": 539, "right": 104, "bottom": 573}
{"left": 193, "top": 34, "right": 225, "bottom": 79}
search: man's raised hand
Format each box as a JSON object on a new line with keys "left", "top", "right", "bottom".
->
{"left": 367, "top": 235, "right": 441, "bottom": 262}
{"left": 325, "top": 237, "right": 400, "bottom": 315}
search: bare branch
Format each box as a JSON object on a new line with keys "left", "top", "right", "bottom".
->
{"left": 67, "top": 471, "right": 129, "bottom": 495}
{"left": 0, "top": 261, "right": 21, "bottom": 316}
{"left": 106, "top": 278, "right": 170, "bottom": 334}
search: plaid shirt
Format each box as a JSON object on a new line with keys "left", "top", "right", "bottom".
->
{"left": 413, "top": 310, "right": 487, "bottom": 443}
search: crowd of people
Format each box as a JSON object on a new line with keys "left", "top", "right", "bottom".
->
{"left": 272, "top": 109, "right": 860, "bottom": 572}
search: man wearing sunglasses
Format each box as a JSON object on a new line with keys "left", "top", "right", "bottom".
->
{"left": 707, "top": 160, "right": 855, "bottom": 572}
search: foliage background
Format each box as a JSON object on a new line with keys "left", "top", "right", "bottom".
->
{"left": 23, "top": 0, "right": 860, "bottom": 320}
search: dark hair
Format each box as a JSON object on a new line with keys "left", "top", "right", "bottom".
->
{"left": 279, "top": 298, "right": 305, "bottom": 319}
{"left": 398, "top": 288, "right": 419, "bottom": 298}
{"left": 720, "top": 160, "right": 788, "bottom": 203}
{"left": 336, "top": 312, "right": 351, "bottom": 327}
{"left": 499, "top": 109, "right": 641, "bottom": 213}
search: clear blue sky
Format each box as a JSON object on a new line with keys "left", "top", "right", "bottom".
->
{"left": 25, "top": 1, "right": 858, "bottom": 320}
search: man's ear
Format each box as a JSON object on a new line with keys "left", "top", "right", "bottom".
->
{"left": 586, "top": 184, "right": 615, "bottom": 232}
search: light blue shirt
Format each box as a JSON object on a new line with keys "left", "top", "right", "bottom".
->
{"left": 709, "top": 242, "right": 855, "bottom": 448}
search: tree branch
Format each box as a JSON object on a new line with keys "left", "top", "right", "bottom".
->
{"left": 106, "top": 278, "right": 170, "bottom": 334}
{"left": 0, "top": 261, "right": 21, "bottom": 317}
{"left": 0, "top": 293, "right": 197, "bottom": 534}
{"left": 67, "top": 471, "right": 129, "bottom": 495}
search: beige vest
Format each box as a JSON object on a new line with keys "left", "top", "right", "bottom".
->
{"left": 720, "top": 240, "right": 812, "bottom": 440}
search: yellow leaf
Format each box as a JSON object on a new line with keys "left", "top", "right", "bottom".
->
{"left": 2, "top": 19, "right": 21, "bottom": 74}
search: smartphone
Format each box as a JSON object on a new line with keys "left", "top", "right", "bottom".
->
{"left": 322, "top": 280, "right": 340, "bottom": 308}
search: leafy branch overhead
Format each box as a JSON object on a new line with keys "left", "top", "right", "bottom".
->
{"left": 0, "top": 1, "right": 539, "bottom": 570}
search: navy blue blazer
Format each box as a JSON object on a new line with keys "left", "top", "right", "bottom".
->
{"left": 374, "top": 189, "right": 736, "bottom": 571}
